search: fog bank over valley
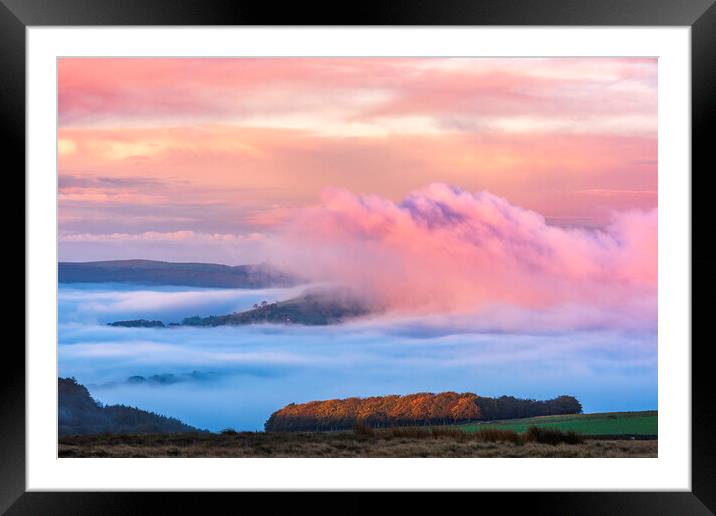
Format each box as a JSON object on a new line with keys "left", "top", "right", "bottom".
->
{"left": 59, "top": 283, "right": 657, "bottom": 431}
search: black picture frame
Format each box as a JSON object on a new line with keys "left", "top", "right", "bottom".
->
{"left": 4, "top": 0, "right": 714, "bottom": 513}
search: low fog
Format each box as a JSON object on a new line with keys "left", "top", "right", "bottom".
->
{"left": 59, "top": 283, "right": 656, "bottom": 431}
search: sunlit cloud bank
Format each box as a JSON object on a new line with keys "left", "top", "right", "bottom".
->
{"left": 57, "top": 128, "right": 656, "bottom": 240}
{"left": 58, "top": 58, "right": 656, "bottom": 134}
{"left": 269, "top": 184, "right": 656, "bottom": 331}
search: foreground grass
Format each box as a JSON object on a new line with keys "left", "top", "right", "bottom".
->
{"left": 458, "top": 411, "right": 657, "bottom": 436}
{"left": 59, "top": 430, "right": 657, "bottom": 458}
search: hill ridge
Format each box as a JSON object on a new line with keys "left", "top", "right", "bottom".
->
{"left": 59, "top": 377, "right": 204, "bottom": 435}
{"left": 59, "top": 259, "right": 299, "bottom": 288}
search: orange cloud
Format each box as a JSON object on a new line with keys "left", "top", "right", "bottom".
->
{"left": 59, "top": 58, "right": 656, "bottom": 136}
{"left": 59, "top": 124, "right": 656, "bottom": 227}
{"left": 57, "top": 58, "right": 657, "bottom": 263}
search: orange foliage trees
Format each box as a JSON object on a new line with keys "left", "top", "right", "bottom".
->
{"left": 264, "top": 392, "right": 582, "bottom": 432}
{"left": 265, "top": 392, "right": 483, "bottom": 431}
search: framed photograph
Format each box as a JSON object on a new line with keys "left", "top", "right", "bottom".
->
{"left": 6, "top": 0, "right": 713, "bottom": 513}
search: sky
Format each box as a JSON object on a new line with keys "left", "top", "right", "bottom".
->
{"left": 58, "top": 57, "right": 657, "bottom": 265}
{"left": 57, "top": 58, "right": 658, "bottom": 425}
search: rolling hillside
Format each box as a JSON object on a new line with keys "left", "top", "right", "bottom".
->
{"left": 59, "top": 259, "right": 298, "bottom": 288}
{"left": 107, "top": 287, "right": 373, "bottom": 327}
{"left": 178, "top": 287, "right": 371, "bottom": 326}
{"left": 59, "top": 377, "right": 204, "bottom": 435}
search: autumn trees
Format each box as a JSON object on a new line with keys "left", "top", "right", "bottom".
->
{"left": 264, "top": 392, "right": 582, "bottom": 432}
{"left": 265, "top": 392, "right": 479, "bottom": 431}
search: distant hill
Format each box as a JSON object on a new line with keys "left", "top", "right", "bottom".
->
{"left": 59, "top": 377, "right": 203, "bottom": 435}
{"left": 58, "top": 259, "right": 299, "bottom": 288}
{"left": 108, "top": 319, "right": 165, "bottom": 328}
{"left": 265, "top": 392, "right": 583, "bottom": 432}
{"left": 107, "top": 287, "right": 372, "bottom": 328}
{"left": 177, "top": 287, "right": 372, "bottom": 327}
{"left": 87, "top": 371, "right": 221, "bottom": 389}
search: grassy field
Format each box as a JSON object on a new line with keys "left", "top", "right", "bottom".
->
{"left": 458, "top": 410, "right": 657, "bottom": 436}
{"left": 59, "top": 431, "right": 657, "bottom": 458}
{"left": 57, "top": 411, "right": 658, "bottom": 458}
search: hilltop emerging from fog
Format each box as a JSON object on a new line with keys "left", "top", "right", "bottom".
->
{"left": 60, "top": 259, "right": 373, "bottom": 327}
{"left": 59, "top": 259, "right": 299, "bottom": 289}
{"left": 109, "top": 287, "right": 373, "bottom": 327}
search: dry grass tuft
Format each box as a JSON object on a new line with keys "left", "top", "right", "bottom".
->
{"left": 430, "top": 427, "right": 470, "bottom": 440}
{"left": 387, "top": 426, "right": 432, "bottom": 439}
{"left": 473, "top": 428, "right": 522, "bottom": 444}
{"left": 523, "top": 426, "right": 585, "bottom": 445}
{"left": 59, "top": 429, "right": 655, "bottom": 458}
{"left": 352, "top": 421, "right": 374, "bottom": 437}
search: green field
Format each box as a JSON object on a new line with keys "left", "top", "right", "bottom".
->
{"left": 458, "top": 411, "right": 657, "bottom": 436}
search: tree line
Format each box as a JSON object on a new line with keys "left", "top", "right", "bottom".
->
{"left": 264, "top": 392, "right": 582, "bottom": 432}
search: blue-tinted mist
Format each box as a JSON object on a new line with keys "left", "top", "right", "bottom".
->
{"left": 58, "top": 283, "right": 657, "bottom": 431}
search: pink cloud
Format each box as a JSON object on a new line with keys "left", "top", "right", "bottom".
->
{"left": 57, "top": 58, "right": 657, "bottom": 265}
{"left": 58, "top": 125, "right": 656, "bottom": 228}
{"left": 59, "top": 58, "right": 656, "bottom": 136}
{"left": 58, "top": 58, "right": 410, "bottom": 125}
{"left": 268, "top": 184, "right": 656, "bottom": 329}
{"left": 60, "top": 230, "right": 264, "bottom": 243}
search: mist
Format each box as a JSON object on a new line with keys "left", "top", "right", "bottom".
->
{"left": 58, "top": 282, "right": 311, "bottom": 325}
{"left": 268, "top": 184, "right": 656, "bottom": 331}
{"left": 59, "top": 283, "right": 657, "bottom": 431}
